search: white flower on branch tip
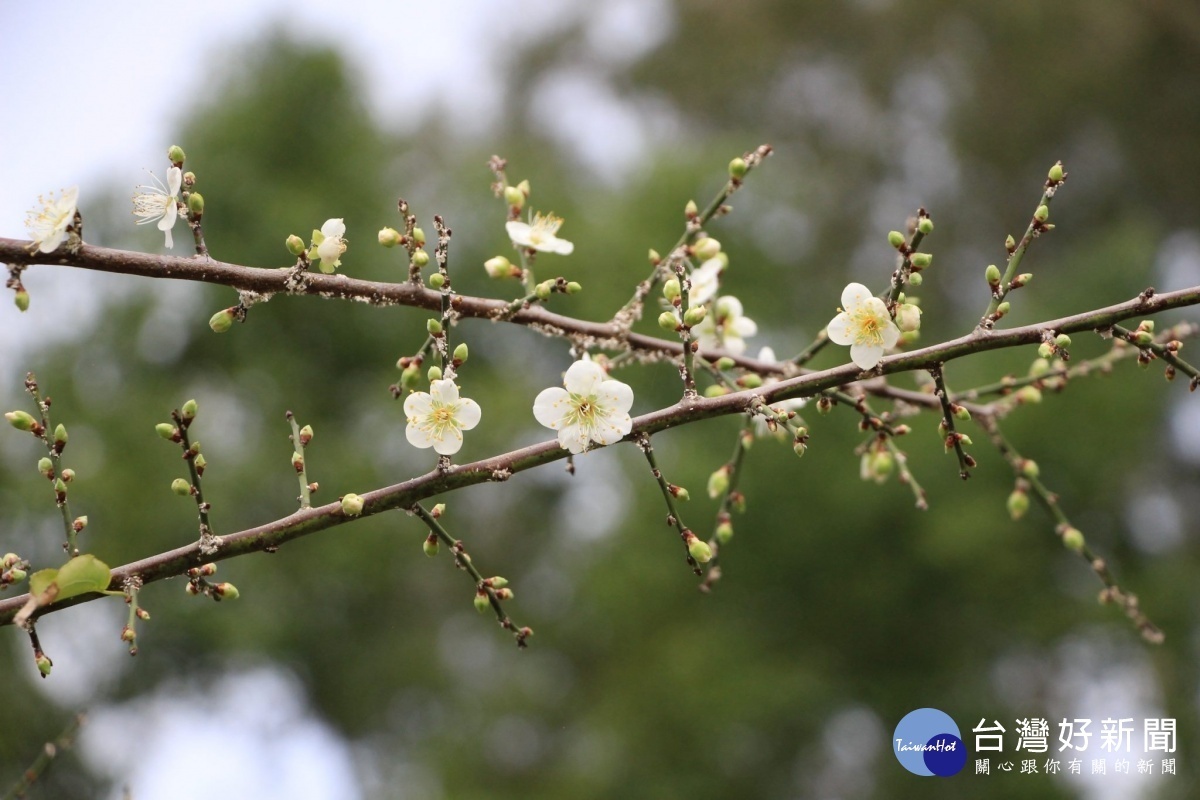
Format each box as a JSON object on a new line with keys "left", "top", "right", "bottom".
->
{"left": 688, "top": 255, "right": 725, "bottom": 306}
{"left": 693, "top": 295, "right": 757, "bottom": 355}
{"left": 506, "top": 212, "right": 574, "bottom": 255}
{"left": 25, "top": 187, "right": 78, "bottom": 254}
{"left": 533, "top": 359, "right": 633, "bottom": 454}
{"left": 311, "top": 218, "right": 348, "bottom": 273}
{"left": 403, "top": 379, "right": 482, "bottom": 456}
{"left": 753, "top": 347, "right": 807, "bottom": 438}
{"left": 827, "top": 282, "right": 900, "bottom": 370}
{"left": 132, "top": 166, "right": 182, "bottom": 249}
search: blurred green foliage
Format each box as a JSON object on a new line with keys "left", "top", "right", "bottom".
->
{"left": 3, "top": 4, "right": 1200, "bottom": 798}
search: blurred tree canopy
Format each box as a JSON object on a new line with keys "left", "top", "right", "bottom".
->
{"left": 2, "top": 3, "right": 1199, "bottom": 798}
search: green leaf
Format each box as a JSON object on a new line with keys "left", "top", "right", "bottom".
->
{"left": 28, "top": 568, "right": 59, "bottom": 599}
{"left": 52, "top": 554, "right": 113, "bottom": 601}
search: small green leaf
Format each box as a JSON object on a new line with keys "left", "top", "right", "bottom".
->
{"left": 52, "top": 554, "right": 113, "bottom": 601}
{"left": 28, "top": 568, "right": 59, "bottom": 599}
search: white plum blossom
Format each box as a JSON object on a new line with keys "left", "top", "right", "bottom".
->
{"left": 688, "top": 255, "right": 725, "bottom": 305}
{"left": 25, "top": 187, "right": 78, "bottom": 254}
{"left": 693, "top": 295, "right": 757, "bottom": 355}
{"left": 752, "top": 347, "right": 807, "bottom": 438}
{"left": 506, "top": 212, "right": 574, "bottom": 255}
{"left": 313, "top": 218, "right": 347, "bottom": 273}
{"left": 533, "top": 359, "right": 633, "bottom": 454}
{"left": 132, "top": 167, "right": 182, "bottom": 249}
{"left": 827, "top": 282, "right": 901, "bottom": 370}
{"left": 403, "top": 379, "right": 482, "bottom": 456}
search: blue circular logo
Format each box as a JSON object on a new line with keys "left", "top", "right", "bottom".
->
{"left": 893, "top": 708, "right": 966, "bottom": 777}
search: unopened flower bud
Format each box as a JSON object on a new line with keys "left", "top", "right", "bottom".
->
{"left": 907, "top": 272, "right": 924, "bottom": 287}
{"left": 707, "top": 467, "right": 730, "bottom": 499}
{"left": 411, "top": 249, "right": 430, "bottom": 268}
{"left": 299, "top": 425, "right": 313, "bottom": 445}
{"left": 1061, "top": 526, "right": 1085, "bottom": 553}
{"left": 484, "top": 256, "right": 512, "bottom": 279}
{"left": 692, "top": 237, "right": 721, "bottom": 261}
{"left": 194, "top": 453, "right": 207, "bottom": 474}
{"left": 5, "top": 410, "right": 36, "bottom": 432}
{"left": 411, "top": 227, "right": 426, "bottom": 246}
{"left": 918, "top": 217, "right": 934, "bottom": 235}
{"left": 728, "top": 157, "right": 748, "bottom": 178}
{"left": 430, "top": 503, "right": 446, "bottom": 518}
{"left": 286, "top": 234, "right": 306, "bottom": 256}
{"left": 716, "top": 520, "right": 734, "bottom": 544}
{"left": 503, "top": 185, "right": 524, "bottom": 208}
{"left": 516, "top": 179, "right": 530, "bottom": 197}
{"left": 535, "top": 281, "right": 553, "bottom": 301}
{"left": 8, "top": 568, "right": 26, "bottom": 582}
{"left": 1013, "top": 273, "right": 1033, "bottom": 288}
{"left": 1021, "top": 459, "right": 1039, "bottom": 479}
{"left": 121, "top": 625, "right": 136, "bottom": 643}
{"left": 167, "top": 145, "right": 186, "bottom": 164}
{"left": 427, "top": 365, "right": 442, "bottom": 382}
{"left": 909, "top": 252, "right": 932, "bottom": 270}
{"left": 60, "top": 468, "right": 75, "bottom": 482}
{"left": 423, "top": 533, "right": 439, "bottom": 557}
{"left": 663, "top": 278, "right": 681, "bottom": 301}
{"left": 1016, "top": 386, "right": 1042, "bottom": 404}
{"left": 215, "top": 582, "right": 240, "bottom": 600}
{"left": 428, "top": 272, "right": 445, "bottom": 289}
{"left": 474, "top": 591, "right": 490, "bottom": 613}
{"left": 685, "top": 532, "right": 713, "bottom": 563}
{"left": 1034, "top": 205, "right": 1050, "bottom": 223}
{"left": 670, "top": 485, "right": 690, "bottom": 501}
{"left": 1134, "top": 331, "right": 1153, "bottom": 346}
{"left": 895, "top": 303, "right": 922, "bottom": 333}
{"left": 684, "top": 199, "right": 698, "bottom": 219}
{"left": 494, "top": 587, "right": 514, "bottom": 601}
{"left": 1030, "top": 358, "right": 1051, "bottom": 377}
{"left": 180, "top": 399, "right": 198, "bottom": 423}
{"left": 1038, "top": 342, "right": 1055, "bottom": 359}
{"left": 453, "top": 343, "right": 469, "bottom": 363}
{"left": 793, "top": 440, "right": 808, "bottom": 458}
{"left": 183, "top": 171, "right": 196, "bottom": 186}
{"left": 136, "top": 607, "right": 150, "bottom": 620}
{"left": 171, "top": 478, "right": 191, "bottom": 496}
{"left": 54, "top": 477, "right": 67, "bottom": 495}
{"left": 1048, "top": 162, "right": 1064, "bottom": 182}
{"left": 73, "top": 516, "right": 88, "bottom": 531}
{"left": 985, "top": 264, "right": 1002, "bottom": 287}
{"left": 658, "top": 311, "right": 680, "bottom": 331}
{"left": 401, "top": 365, "right": 421, "bottom": 390}
{"left": 996, "top": 301, "right": 1010, "bottom": 318}
{"left": 887, "top": 230, "right": 906, "bottom": 249}
{"left": 36, "top": 654, "right": 52, "bottom": 677}
{"left": 37, "top": 457, "right": 53, "bottom": 478}
{"left": 378, "top": 226, "right": 402, "bottom": 247}
{"left": 566, "top": 281, "right": 582, "bottom": 294}
{"left": 426, "top": 318, "right": 443, "bottom": 335}
{"left": 341, "top": 493, "right": 365, "bottom": 516}
{"left": 1137, "top": 319, "right": 1155, "bottom": 334}
{"left": 739, "top": 373, "right": 763, "bottom": 389}
{"left": 14, "top": 290, "right": 30, "bottom": 312}
{"left": 683, "top": 306, "right": 707, "bottom": 327}
{"left": 816, "top": 397, "right": 832, "bottom": 415}
{"left": 292, "top": 451, "right": 305, "bottom": 472}
{"left": 1055, "top": 334, "right": 1072, "bottom": 349}
{"left": 1007, "top": 489, "right": 1029, "bottom": 520}
{"left": 953, "top": 404, "right": 971, "bottom": 422}
{"left": 209, "top": 308, "right": 235, "bottom": 333}
{"left": 648, "top": 248, "right": 661, "bottom": 265}
{"left": 155, "top": 423, "right": 177, "bottom": 440}
{"left": 187, "top": 192, "right": 204, "bottom": 216}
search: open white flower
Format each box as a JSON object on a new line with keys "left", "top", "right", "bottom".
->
{"left": 312, "top": 218, "right": 347, "bottom": 273}
{"left": 827, "top": 282, "right": 901, "bottom": 370}
{"left": 132, "top": 167, "right": 181, "bottom": 249}
{"left": 533, "top": 359, "right": 633, "bottom": 454}
{"left": 693, "top": 295, "right": 757, "bottom": 355}
{"left": 25, "top": 187, "right": 79, "bottom": 254}
{"left": 688, "top": 255, "right": 725, "bottom": 305}
{"left": 506, "top": 212, "right": 574, "bottom": 255}
{"left": 404, "top": 379, "right": 482, "bottom": 456}
{"left": 753, "top": 347, "right": 807, "bottom": 438}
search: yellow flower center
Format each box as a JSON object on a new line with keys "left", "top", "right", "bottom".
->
{"left": 528, "top": 213, "right": 563, "bottom": 245}
{"left": 850, "top": 306, "right": 886, "bottom": 347}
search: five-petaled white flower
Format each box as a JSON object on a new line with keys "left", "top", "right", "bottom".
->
{"left": 752, "top": 347, "right": 807, "bottom": 438}
{"left": 827, "top": 282, "right": 901, "bottom": 370}
{"left": 533, "top": 359, "right": 633, "bottom": 454}
{"left": 693, "top": 295, "right": 757, "bottom": 355}
{"left": 313, "top": 218, "right": 348, "bottom": 273}
{"left": 132, "top": 167, "right": 182, "bottom": 249}
{"left": 506, "top": 212, "right": 574, "bottom": 255}
{"left": 688, "top": 255, "right": 725, "bottom": 306}
{"left": 26, "top": 187, "right": 79, "bottom": 254}
{"left": 404, "top": 379, "right": 482, "bottom": 456}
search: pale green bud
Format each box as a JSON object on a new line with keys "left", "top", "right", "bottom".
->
{"left": 648, "top": 249, "right": 661, "bottom": 265}
{"left": 341, "top": 493, "right": 365, "bottom": 516}
{"left": 985, "top": 264, "right": 1002, "bottom": 287}
{"left": 193, "top": 454, "right": 207, "bottom": 474}
{"left": 292, "top": 451, "right": 304, "bottom": 472}
{"left": 181, "top": 399, "right": 198, "bottom": 422}
{"left": 187, "top": 192, "right": 204, "bottom": 216}
{"left": 412, "top": 227, "right": 426, "bottom": 246}
{"left": 1048, "top": 162, "right": 1064, "bottom": 182}
{"left": 54, "top": 477, "right": 67, "bottom": 495}
{"left": 996, "top": 301, "right": 1010, "bottom": 317}
{"left": 918, "top": 217, "right": 934, "bottom": 235}
{"left": 716, "top": 520, "right": 734, "bottom": 544}
{"left": 740, "top": 374, "right": 763, "bottom": 389}
{"left": 907, "top": 272, "right": 923, "bottom": 287}
{"left": 215, "top": 582, "right": 240, "bottom": 600}
{"left": 1030, "top": 358, "right": 1051, "bottom": 377}
{"left": 707, "top": 468, "right": 730, "bottom": 499}
{"left": 658, "top": 311, "right": 680, "bottom": 331}
{"left": 1005, "top": 234, "right": 1016, "bottom": 251}
{"left": 14, "top": 290, "right": 30, "bottom": 312}
{"left": 535, "top": 281, "right": 553, "bottom": 301}
{"left": 686, "top": 533, "right": 713, "bottom": 563}
{"left": 1034, "top": 205, "right": 1050, "bottom": 223}
{"left": 59, "top": 468, "right": 74, "bottom": 482}
{"left": 427, "top": 365, "right": 442, "bottom": 382}
{"left": 909, "top": 252, "right": 932, "bottom": 270}
{"left": 411, "top": 249, "right": 430, "bottom": 268}
{"left": 474, "top": 591, "right": 490, "bottom": 613}
{"left": 1061, "top": 526, "right": 1085, "bottom": 553}
{"left": 423, "top": 534, "right": 439, "bottom": 557}
{"left": 172, "top": 478, "right": 191, "bottom": 496}
{"left": 37, "top": 457, "right": 53, "bottom": 477}
{"left": 953, "top": 405, "right": 971, "bottom": 422}
{"left": 716, "top": 357, "right": 735, "bottom": 370}
{"left": 286, "top": 234, "right": 306, "bottom": 256}
{"left": 895, "top": 303, "right": 922, "bottom": 333}
{"left": 453, "top": 343, "right": 469, "bottom": 363}
{"left": 167, "top": 145, "right": 186, "bottom": 164}
{"left": 503, "top": 185, "right": 525, "bottom": 208}
{"left": 728, "top": 157, "right": 748, "bottom": 178}
{"left": 484, "top": 256, "right": 512, "bottom": 279}
{"left": 426, "top": 318, "right": 443, "bottom": 335}
{"left": 155, "top": 423, "right": 177, "bottom": 440}
{"left": 36, "top": 653, "right": 52, "bottom": 677}
{"left": 888, "top": 230, "right": 906, "bottom": 249}
{"left": 566, "top": 281, "right": 582, "bottom": 294}
{"left": 692, "top": 237, "right": 721, "bottom": 261}
{"left": 53, "top": 423, "right": 68, "bottom": 446}
{"left": 5, "top": 410, "right": 36, "bottom": 431}
{"left": 428, "top": 272, "right": 445, "bottom": 289}
{"left": 378, "top": 227, "right": 403, "bottom": 247}
{"left": 1021, "top": 459, "right": 1039, "bottom": 479}
{"left": 1016, "top": 386, "right": 1042, "bottom": 404}
{"left": 1054, "top": 334, "right": 1072, "bottom": 349}
{"left": 209, "top": 308, "right": 235, "bottom": 333}
{"left": 663, "top": 278, "right": 681, "bottom": 301}
{"left": 703, "top": 386, "right": 727, "bottom": 398}
{"left": 683, "top": 306, "right": 707, "bottom": 327}
{"left": 516, "top": 179, "right": 530, "bottom": 197}
{"left": 684, "top": 199, "right": 698, "bottom": 218}
{"left": 1007, "top": 489, "right": 1029, "bottom": 521}
{"left": 1038, "top": 342, "right": 1055, "bottom": 359}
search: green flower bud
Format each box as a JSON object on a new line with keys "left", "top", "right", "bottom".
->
{"left": 182, "top": 171, "right": 196, "bottom": 186}
{"left": 1048, "top": 162, "right": 1064, "bottom": 182}
{"left": 1061, "top": 526, "right": 1085, "bottom": 553}
{"left": 194, "top": 454, "right": 207, "bottom": 474}
{"left": 684, "top": 199, "right": 698, "bottom": 218}
{"left": 1016, "top": 386, "right": 1043, "bottom": 404}
{"left": 703, "top": 386, "right": 727, "bottom": 398}
{"left": 411, "top": 249, "right": 430, "bottom": 268}
{"left": 516, "top": 179, "right": 531, "bottom": 197}
{"left": 707, "top": 468, "right": 730, "bottom": 499}
{"left": 120, "top": 625, "right": 136, "bottom": 643}
{"left": 431, "top": 503, "right": 445, "bottom": 517}
{"left": 426, "top": 318, "right": 443, "bottom": 335}
{"left": 411, "top": 227, "right": 426, "bottom": 246}
{"left": 487, "top": 576, "right": 509, "bottom": 589}
{"left": 423, "top": 534, "right": 439, "bottom": 557}
{"left": 73, "top": 516, "right": 88, "bottom": 531}
{"left": 1137, "top": 319, "right": 1155, "bottom": 334}
{"left": 907, "top": 272, "right": 923, "bottom": 287}
{"left": 503, "top": 185, "right": 525, "bottom": 208}
{"left": 887, "top": 230, "right": 906, "bottom": 249}
{"left": 187, "top": 192, "right": 204, "bottom": 216}
{"left": 1005, "top": 234, "right": 1017, "bottom": 252}
{"left": 953, "top": 405, "right": 971, "bottom": 422}
{"left": 60, "top": 468, "right": 74, "bottom": 482}
{"left": 181, "top": 399, "right": 198, "bottom": 422}
{"left": 793, "top": 440, "right": 808, "bottom": 458}
{"left": 739, "top": 374, "right": 763, "bottom": 389}
{"left": 1055, "top": 334, "right": 1072, "bottom": 349}
{"left": 209, "top": 308, "right": 235, "bottom": 333}
{"left": 672, "top": 485, "right": 691, "bottom": 502}
{"left": 1007, "top": 489, "right": 1029, "bottom": 521}
{"left": 1034, "top": 205, "right": 1050, "bottom": 223}
{"left": 401, "top": 365, "right": 421, "bottom": 390}
{"left": 728, "top": 157, "right": 748, "bottom": 178}
{"left": 453, "top": 343, "right": 469, "bottom": 363}
{"left": 895, "top": 303, "right": 922, "bottom": 333}
{"left": 215, "top": 582, "right": 240, "bottom": 600}
{"left": 36, "top": 653, "right": 52, "bottom": 677}
{"left": 996, "top": 301, "right": 1010, "bottom": 317}
{"left": 171, "top": 478, "right": 191, "bottom": 496}
{"left": 495, "top": 587, "right": 515, "bottom": 602}
{"left": 918, "top": 217, "right": 934, "bottom": 235}
{"left": 872, "top": 449, "right": 895, "bottom": 481}
{"left": 1030, "top": 358, "right": 1051, "bottom": 377}
{"left": 484, "top": 256, "right": 512, "bottom": 279}
{"left": 5, "top": 410, "right": 36, "bottom": 431}
{"left": 2, "top": 553, "right": 18, "bottom": 569}
{"left": 1134, "top": 331, "right": 1154, "bottom": 346}
{"left": 429, "top": 272, "right": 445, "bottom": 289}
{"left": 54, "top": 477, "right": 67, "bottom": 495}
{"left": 535, "top": 281, "right": 553, "bottom": 301}
{"left": 692, "top": 237, "right": 721, "bottom": 261}
{"left": 427, "top": 365, "right": 442, "bottom": 382}
{"left": 286, "top": 234, "right": 306, "bottom": 256}
{"left": 716, "top": 520, "right": 734, "bottom": 544}
{"left": 1013, "top": 273, "right": 1033, "bottom": 287}
{"left": 686, "top": 533, "right": 713, "bottom": 563}
{"left": 1021, "top": 459, "right": 1039, "bottom": 479}
{"left": 8, "top": 568, "right": 26, "bottom": 582}
{"left": 37, "top": 457, "right": 53, "bottom": 477}
{"left": 292, "top": 451, "right": 304, "bottom": 472}
{"left": 985, "top": 264, "right": 1002, "bottom": 287}
{"left": 658, "top": 311, "right": 680, "bottom": 331}
{"left": 648, "top": 249, "right": 661, "bottom": 264}
{"left": 558, "top": 280, "right": 580, "bottom": 296}
{"left": 155, "top": 423, "right": 177, "bottom": 439}
{"left": 378, "top": 227, "right": 402, "bottom": 247}
{"left": 716, "top": 357, "right": 735, "bottom": 370}
{"left": 52, "top": 424, "right": 68, "bottom": 447}
{"left": 909, "top": 252, "right": 932, "bottom": 270}
{"left": 474, "top": 591, "right": 490, "bottom": 613}
{"left": 167, "top": 145, "right": 186, "bottom": 164}
{"left": 683, "top": 306, "right": 707, "bottom": 327}
{"left": 341, "top": 493, "right": 365, "bottom": 516}
{"left": 1038, "top": 342, "right": 1055, "bottom": 359}
{"left": 663, "top": 278, "right": 681, "bottom": 301}
{"left": 14, "top": 290, "right": 30, "bottom": 312}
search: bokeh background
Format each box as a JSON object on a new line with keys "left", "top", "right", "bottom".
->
{"left": 2, "top": 2, "right": 1200, "bottom": 798}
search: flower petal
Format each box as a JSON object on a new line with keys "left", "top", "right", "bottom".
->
{"left": 455, "top": 398, "right": 481, "bottom": 430}
{"left": 557, "top": 423, "right": 590, "bottom": 454}
{"left": 716, "top": 295, "right": 743, "bottom": 320}
{"left": 881, "top": 320, "right": 901, "bottom": 349}
{"left": 157, "top": 200, "right": 177, "bottom": 232}
{"left": 406, "top": 422, "right": 435, "bottom": 449}
{"left": 430, "top": 380, "right": 459, "bottom": 405}
{"left": 597, "top": 379, "right": 634, "bottom": 414}
{"left": 850, "top": 343, "right": 884, "bottom": 370}
{"left": 723, "top": 337, "right": 748, "bottom": 355}
{"left": 757, "top": 346, "right": 778, "bottom": 364}
{"left": 505, "top": 221, "right": 532, "bottom": 247}
{"left": 591, "top": 411, "right": 632, "bottom": 446}
{"left": 404, "top": 391, "right": 433, "bottom": 418}
{"left": 826, "top": 312, "right": 855, "bottom": 345}
{"left": 545, "top": 237, "right": 574, "bottom": 255}
{"left": 563, "top": 359, "right": 604, "bottom": 396}
{"left": 533, "top": 387, "right": 570, "bottom": 428}
{"left": 166, "top": 166, "right": 182, "bottom": 196}
{"left": 841, "top": 282, "right": 873, "bottom": 311}
{"left": 732, "top": 316, "right": 757, "bottom": 339}
{"left": 432, "top": 426, "right": 464, "bottom": 456}
{"left": 322, "top": 218, "right": 345, "bottom": 238}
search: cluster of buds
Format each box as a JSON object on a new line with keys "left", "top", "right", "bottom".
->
{"left": 1037, "top": 332, "right": 1073, "bottom": 361}
{"left": 474, "top": 575, "right": 514, "bottom": 613}
{"left": 1, "top": 552, "right": 29, "bottom": 589}
{"left": 185, "top": 562, "right": 239, "bottom": 601}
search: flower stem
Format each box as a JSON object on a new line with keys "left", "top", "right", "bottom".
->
{"left": 636, "top": 434, "right": 702, "bottom": 575}
{"left": 286, "top": 411, "right": 312, "bottom": 509}
{"left": 929, "top": 364, "right": 974, "bottom": 479}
